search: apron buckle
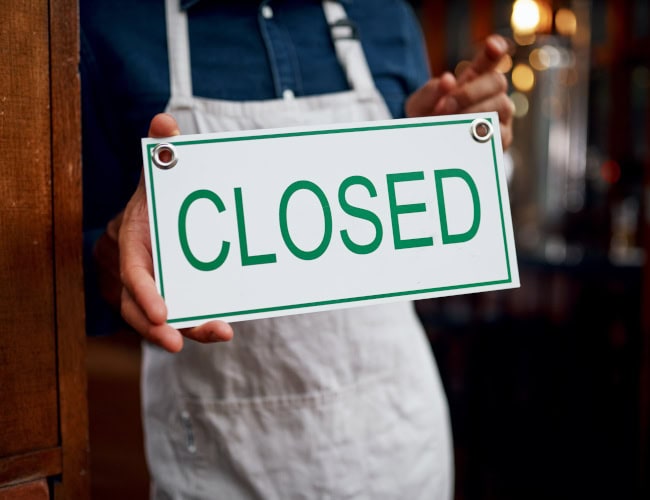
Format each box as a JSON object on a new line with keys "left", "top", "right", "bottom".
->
{"left": 330, "top": 18, "right": 359, "bottom": 41}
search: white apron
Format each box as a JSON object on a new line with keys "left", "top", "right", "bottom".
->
{"left": 143, "top": 1, "right": 453, "bottom": 498}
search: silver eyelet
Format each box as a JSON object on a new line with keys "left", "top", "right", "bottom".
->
{"left": 152, "top": 143, "right": 178, "bottom": 170}
{"left": 470, "top": 118, "right": 493, "bottom": 143}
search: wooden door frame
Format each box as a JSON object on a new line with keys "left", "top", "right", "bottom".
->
{"left": 50, "top": 0, "right": 90, "bottom": 497}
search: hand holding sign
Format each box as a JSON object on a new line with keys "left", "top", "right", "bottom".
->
{"left": 405, "top": 34, "right": 514, "bottom": 148}
{"left": 117, "top": 113, "right": 233, "bottom": 352}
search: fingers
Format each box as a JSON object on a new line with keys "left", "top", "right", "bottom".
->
{"left": 121, "top": 287, "right": 184, "bottom": 352}
{"left": 118, "top": 112, "right": 236, "bottom": 350}
{"left": 122, "top": 287, "right": 233, "bottom": 353}
{"left": 121, "top": 285, "right": 234, "bottom": 353}
{"left": 436, "top": 72, "right": 508, "bottom": 115}
{"left": 405, "top": 72, "right": 457, "bottom": 118}
{"left": 120, "top": 210, "right": 232, "bottom": 352}
{"left": 434, "top": 34, "right": 513, "bottom": 150}
{"left": 119, "top": 213, "right": 168, "bottom": 326}
{"left": 460, "top": 91, "right": 514, "bottom": 122}
{"left": 183, "top": 321, "right": 235, "bottom": 344}
{"left": 457, "top": 34, "right": 510, "bottom": 85}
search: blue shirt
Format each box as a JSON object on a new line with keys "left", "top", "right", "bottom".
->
{"left": 81, "top": 0, "right": 430, "bottom": 333}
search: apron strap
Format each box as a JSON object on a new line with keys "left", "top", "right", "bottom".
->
{"left": 321, "top": 1, "right": 376, "bottom": 97}
{"left": 165, "top": 0, "right": 193, "bottom": 104}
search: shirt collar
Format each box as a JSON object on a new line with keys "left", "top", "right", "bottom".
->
{"left": 180, "top": 0, "right": 202, "bottom": 9}
{"left": 181, "top": 0, "right": 352, "bottom": 10}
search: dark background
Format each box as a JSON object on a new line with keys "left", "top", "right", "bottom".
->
{"left": 410, "top": 1, "right": 650, "bottom": 498}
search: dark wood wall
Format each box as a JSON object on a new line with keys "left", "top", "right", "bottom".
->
{"left": 0, "top": 0, "right": 89, "bottom": 497}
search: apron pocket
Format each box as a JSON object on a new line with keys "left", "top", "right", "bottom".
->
{"left": 175, "top": 376, "right": 396, "bottom": 500}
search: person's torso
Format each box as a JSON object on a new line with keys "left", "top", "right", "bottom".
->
{"left": 82, "top": 2, "right": 452, "bottom": 496}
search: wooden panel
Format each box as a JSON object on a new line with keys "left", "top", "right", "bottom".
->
{"left": 0, "top": 479, "right": 49, "bottom": 500}
{"left": 0, "top": 449, "right": 61, "bottom": 487}
{"left": 0, "top": 0, "right": 59, "bottom": 458}
{"left": 49, "top": 0, "right": 90, "bottom": 497}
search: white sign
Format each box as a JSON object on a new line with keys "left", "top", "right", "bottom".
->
{"left": 142, "top": 113, "right": 519, "bottom": 328}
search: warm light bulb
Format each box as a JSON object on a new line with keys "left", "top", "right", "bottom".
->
{"left": 511, "top": 0, "right": 541, "bottom": 35}
{"left": 555, "top": 8, "right": 577, "bottom": 36}
{"left": 514, "top": 32, "right": 536, "bottom": 46}
{"left": 512, "top": 64, "right": 535, "bottom": 92}
{"left": 537, "top": 1, "right": 553, "bottom": 33}
{"left": 509, "top": 92, "right": 529, "bottom": 118}
{"left": 529, "top": 48, "right": 550, "bottom": 70}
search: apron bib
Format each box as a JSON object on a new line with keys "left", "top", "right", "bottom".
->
{"left": 144, "top": 2, "right": 453, "bottom": 498}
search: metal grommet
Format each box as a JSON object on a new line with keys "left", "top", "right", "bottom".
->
{"left": 470, "top": 118, "right": 493, "bottom": 143}
{"left": 152, "top": 143, "right": 178, "bottom": 170}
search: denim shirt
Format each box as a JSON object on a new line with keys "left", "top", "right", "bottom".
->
{"left": 81, "top": 0, "right": 430, "bottom": 333}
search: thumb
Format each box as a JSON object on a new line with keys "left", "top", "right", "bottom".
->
{"left": 138, "top": 113, "right": 180, "bottom": 215}
{"left": 117, "top": 112, "right": 181, "bottom": 327}
{"left": 148, "top": 113, "right": 181, "bottom": 138}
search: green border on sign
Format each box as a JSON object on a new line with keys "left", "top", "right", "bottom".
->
{"left": 145, "top": 118, "right": 514, "bottom": 324}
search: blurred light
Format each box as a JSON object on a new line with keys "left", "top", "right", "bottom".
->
{"left": 514, "top": 31, "right": 536, "bottom": 46}
{"left": 545, "top": 236, "right": 567, "bottom": 264}
{"left": 537, "top": 2, "right": 554, "bottom": 33}
{"left": 496, "top": 54, "right": 513, "bottom": 74}
{"left": 511, "top": 0, "right": 541, "bottom": 34}
{"left": 454, "top": 60, "right": 471, "bottom": 78}
{"left": 558, "top": 47, "right": 575, "bottom": 67}
{"left": 555, "top": 8, "right": 577, "bottom": 36}
{"left": 529, "top": 48, "right": 550, "bottom": 70}
{"left": 541, "top": 44, "right": 561, "bottom": 67}
{"left": 509, "top": 92, "right": 529, "bottom": 118}
{"left": 600, "top": 160, "right": 621, "bottom": 184}
{"left": 512, "top": 64, "right": 535, "bottom": 92}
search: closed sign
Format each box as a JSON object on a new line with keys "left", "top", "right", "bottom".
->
{"left": 142, "top": 113, "right": 519, "bottom": 328}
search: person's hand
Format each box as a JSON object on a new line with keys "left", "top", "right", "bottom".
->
{"left": 405, "top": 34, "right": 514, "bottom": 149}
{"left": 112, "top": 113, "right": 234, "bottom": 352}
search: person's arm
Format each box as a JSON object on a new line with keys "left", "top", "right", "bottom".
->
{"left": 101, "top": 113, "right": 234, "bottom": 352}
{"left": 405, "top": 34, "right": 515, "bottom": 149}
